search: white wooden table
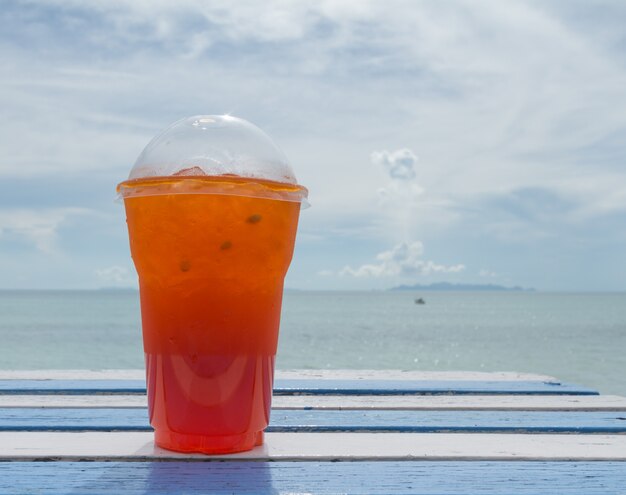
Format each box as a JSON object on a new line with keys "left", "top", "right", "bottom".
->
{"left": 0, "top": 370, "right": 625, "bottom": 494}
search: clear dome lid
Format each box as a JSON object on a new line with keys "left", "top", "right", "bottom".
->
{"left": 130, "top": 115, "right": 297, "bottom": 183}
{"left": 118, "top": 115, "right": 307, "bottom": 204}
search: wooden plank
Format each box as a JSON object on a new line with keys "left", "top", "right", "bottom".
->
{"left": 0, "top": 369, "right": 558, "bottom": 381}
{"left": 2, "top": 394, "right": 626, "bottom": 410}
{"left": 273, "top": 379, "right": 599, "bottom": 395}
{"left": 0, "top": 461, "right": 625, "bottom": 494}
{"left": 273, "top": 379, "right": 598, "bottom": 396}
{"left": 2, "top": 408, "right": 626, "bottom": 433}
{"left": 276, "top": 370, "right": 559, "bottom": 381}
{"left": 0, "top": 370, "right": 146, "bottom": 380}
{"left": 0, "top": 380, "right": 146, "bottom": 395}
{"left": 2, "top": 432, "right": 626, "bottom": 460}
{"left": 272, "top": 394, "right": 626, "bottom": 411}
{"left": 0, "top": 379, "right": 599, "bottom": 395}
{"left": 0, "top": 395, "right": 148, "bottom": 408}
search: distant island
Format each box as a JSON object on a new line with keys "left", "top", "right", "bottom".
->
{"left": 390, "top": 282, "right": 534, "bottom": 292}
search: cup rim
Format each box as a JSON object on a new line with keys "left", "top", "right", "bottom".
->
{"left": 116, "top": 174, "right": 309, "bottom": 206}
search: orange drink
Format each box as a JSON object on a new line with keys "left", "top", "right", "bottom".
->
{"left": 118, "top": 115, "right": 307, "bottom": 454}
{"left": 119, "top": 175, "right": 304, "bottom": 453}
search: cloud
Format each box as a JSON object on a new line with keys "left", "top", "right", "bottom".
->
{"left": 95, "top": 265, "right": 135, "bottom": 286}
{"left": 479, "top": 269, "right": 498, "bottom": 278}
{"left": 377, "top": 181, "right": 424, "bottom": 206}
{"left": 317, "top": 269, "right": 334, "bottom": 277}
{"left": 340, "top": 241, "right": 465, "bottom": 278}
{"left": 464, "top": 186, "right": 614, "bottom": 244}
{"left": 0, "top": 207, "right": 92, "bottom": 252}
{"left": 370, "top": 148, "right": 426, "bottom": 241}
{"left": 3, "top": 1, "right": 626, "bottom": 207}
{"left": 372, "top": 149, "right": 418, "bottom": 181}
{"left": 1, "top": 1, "right": 626, "bottom": 290}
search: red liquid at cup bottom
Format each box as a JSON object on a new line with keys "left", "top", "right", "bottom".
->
{"left": 146, "top": 353, "right": 275, "bottom": 453}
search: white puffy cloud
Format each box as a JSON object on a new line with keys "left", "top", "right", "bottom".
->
{"left": 371, "top": 149, "right": 418, "bottom": 181}
{"left": 340, "top": 241, "right": 465, "bottom": 278}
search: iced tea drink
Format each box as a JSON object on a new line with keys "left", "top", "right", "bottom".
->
{"left": 119, "top": 175, "right": 304, "bottom": 453}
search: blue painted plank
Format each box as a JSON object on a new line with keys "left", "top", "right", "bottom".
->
{"left": 273, "top": 379, "right": 599, "bottom": 396}
{"left": 0, "top": 380, "right": 147, "bottom": 395}
{"left": 0, "top": 461, "right": 624, "bottom": 494}
{"left": 0, "top": 379, "right": 599, "bottom": 395}
{"left": 2, "top": 408, "right": 625, "bottom": 433}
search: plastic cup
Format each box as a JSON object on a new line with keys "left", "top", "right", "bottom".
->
{"left": 117, "top": 115, "right": 307, "bottom": 454}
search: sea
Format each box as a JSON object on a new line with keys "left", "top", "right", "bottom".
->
{"left": 0, "top": 290, "right": 624, "bottom": 396}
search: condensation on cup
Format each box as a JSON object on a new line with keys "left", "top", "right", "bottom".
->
{"left": 117, "top": 115, "right": 308, "bottom": 454}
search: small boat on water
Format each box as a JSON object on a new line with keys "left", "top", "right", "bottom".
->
{"left": 414, "top": 297, "right": 425, "bottom": 305}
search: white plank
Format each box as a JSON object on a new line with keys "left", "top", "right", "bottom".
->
{"left": 0, "top": 370, "right": 146, "bottom": 380}
{"left": 272, "top": 395, "right": 626, "bottom": 411}
{"left": 275, "top": 370, "right": 558, "bottom": 382}
{"left": 0, "top": 369, "right": 557, "bottom": 382}
{"left": 0, "top": 395, "right": 148, "bottom": 408}
{"left": 2, "top": 394, "right": 626, "bottom": 411}
{"left": 1, "top": 432, "right": 625, "bottom": 460}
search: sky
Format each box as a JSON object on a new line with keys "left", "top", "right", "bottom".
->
{"left": 1, "top": 0, "right": 626, "bottom": 291}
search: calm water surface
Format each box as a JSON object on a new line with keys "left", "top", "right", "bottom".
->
{"left": 0, "top": 290, "right": 624, "bottom": 395}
